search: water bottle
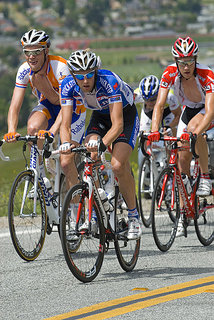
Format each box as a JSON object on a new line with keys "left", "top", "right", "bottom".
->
{"left": 181, "top": 174, "right": 192, "bottom": 195}
{"left": 43, "top": 177, "right": 53, "bottom": 195}
{"left": 104, "top": 169, "right": 115, "bottom": 202}
{"left": 98, "top": 188, "right": 110, "bottom": 212}
{"left": 97, "top": 188, "right": 110, "bottom": 228}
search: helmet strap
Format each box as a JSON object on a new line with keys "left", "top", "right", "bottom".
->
{"left": 91, "top": 69, "right": 97, "bottom": 92}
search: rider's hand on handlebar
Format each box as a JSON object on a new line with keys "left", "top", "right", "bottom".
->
{"left": 180, "top": 133, "right": 190, "bottom": 142}
{"left": 85, "top": 139, "right": 98, "bottom": 152}
{"left": 59, "top": 142, "right": 71, "bottom": 154}
{"left": 37, "top": 130, "right": 54, "bottom": 139}
{"left": 148, "top": 131, "right": 160, "bottom": 142}
{"left": 3, "top": 132, "right": 20, "bottom": 142}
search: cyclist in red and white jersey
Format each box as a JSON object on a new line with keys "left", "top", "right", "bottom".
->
{"left": 4, "top": 29, "right": 86, "bottom": 189}
{"left": 148, "top": 36, "right": 214, "bottom": 235}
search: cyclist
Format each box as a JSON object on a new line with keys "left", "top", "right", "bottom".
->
{"left": 60, "top": 49, "right": 142, "bottom": 240}
{"left": 4, "top": 29, "right": 86, "bottom": 189}
{"left": 135, "top": 75, "right": 181, "bottom": 166}
{"left": 148, "top": 36, "right": 214, "bottom": 235}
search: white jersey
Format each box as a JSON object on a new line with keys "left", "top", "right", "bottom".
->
{"left": 137, "top": 88, "right": 180, "bottom": 132}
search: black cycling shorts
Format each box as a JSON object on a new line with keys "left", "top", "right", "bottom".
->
{"left": 85, "top": 104, "right": 139, "bottom": 149}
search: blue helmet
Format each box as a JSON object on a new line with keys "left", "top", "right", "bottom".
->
{"left": 139, "top": 75, "right": 159, "bottom": 100}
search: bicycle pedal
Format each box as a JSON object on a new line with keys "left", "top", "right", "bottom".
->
{"left": 46, "top": 223, "right": 52, "bottom": 235}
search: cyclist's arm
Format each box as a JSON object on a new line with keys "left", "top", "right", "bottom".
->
{"left": 7, "top": 87, "right": 25, "bottom": 132}
{"left": 102, "top": 101, "right": 123, "bottom": 147}
{"left": 194, "top": 92, "right": 214, "bottom": 135}
{"left": 169, "top": 106, "right": 181, "bottom": 131}
{"left": 49, "top": 109, "right": 62, "bottom": 136}
{"left": 151, "top": 87, "right": 169, "bottom": 132}
{"left": 60, "top": 104, "right": 73, "bottom": 144}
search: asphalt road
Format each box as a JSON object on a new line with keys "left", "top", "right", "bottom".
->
{"left": 0, "top": 217, "right": 213, "bottom": 320}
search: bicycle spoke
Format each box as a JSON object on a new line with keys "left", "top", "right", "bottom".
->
{"left": 8, "top": 171, "right": 47, "bottom": 261}
{"left": 194, "top": 194, "right": 214, "bottom": 246}
{"left": 151, "top": 167, "right": 179, "bottom": 252}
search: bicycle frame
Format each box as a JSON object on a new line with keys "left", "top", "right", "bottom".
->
{"left": 76, "top": 156, "right": 109, "bottom": 230}
{"left": 19, "top": 136, "right": 61, "bottom": 225}
{"left": 158, "top": 140, "right": 213, "bottom": 221}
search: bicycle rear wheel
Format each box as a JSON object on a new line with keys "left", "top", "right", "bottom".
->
{"left": 60, "top": 183, "right": 105, "bottom": 283}
{"left": 138, "top": 156, "right": 153, "bottom": 227}
{"left": 114, "top": 191, "right": 140, "bottom": 271}
{"left": 194, "top": 194, "right": 214, "bottom": 246}
{"left": 151, "top": 167, "right": 179, "bottom": 252}
{"left": 8, "top": 170, "right": 47, "bottom": 261}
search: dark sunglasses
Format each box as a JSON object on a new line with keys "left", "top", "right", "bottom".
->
{"left": 73, "top": 71, "right": 95, "bottom": 80}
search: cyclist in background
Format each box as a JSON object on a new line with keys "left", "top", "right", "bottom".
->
{"left": 148, "top": 36, "right": 214, "bottom": 236}
{"left": 60, "top": 49, "right": 142, "bottom": 240}
{"left": 4, "top": 29, "right": 86, "bottom": 189}
{"left": 135, "top": 75, "right": 181, "bottom": 166}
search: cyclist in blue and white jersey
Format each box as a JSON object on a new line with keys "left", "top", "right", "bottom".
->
{"left": 135, "top": 75, "right": 181, "bottom": 166}
{"left": 60, "top": 49, "right": 142, "bottom": 240}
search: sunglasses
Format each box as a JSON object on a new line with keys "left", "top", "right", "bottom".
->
{"left": 23, "top": 48, "right": 45, "bottom": 57}
{"left": 177, "top": 59, "right": 195, "bottom": 67}
{"left": 73, "top": 71, "right": 95, "bottom": 80}
{"left": 146, "top": 96, "right": 157, "bottom": 102}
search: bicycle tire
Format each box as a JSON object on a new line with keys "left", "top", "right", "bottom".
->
{"left": 55, "top": 173, "right": 66, "bottom": 235}
{"left": 151, "top": 167, "right": 179, "bottom": 252}
{"left": 194, "top": 194, "right": 214, "bottom": 246}
{"left": 8, "top": 170, "right": 47, "bottom": 261}
{"left": 114, "top": 191, "right": 140, "bottom": 271}
{"left": 60, "top": 183, "right": 105, "bottom": 283}
{"left": 138, "top": 156, "right": 153, "bottom": 227}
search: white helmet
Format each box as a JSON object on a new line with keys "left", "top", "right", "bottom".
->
{"left": 139, "top": 75, "right": 159, "bottom": 100}
{"left": 21, "top": 29, "right": 50, "bottom": 48}
{"left": 67, "top": 50, "right": 101, "bottom": 72}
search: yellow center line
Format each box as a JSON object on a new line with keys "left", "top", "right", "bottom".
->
{"left": 44, "top": 276, "right": 214, "bottom": 320}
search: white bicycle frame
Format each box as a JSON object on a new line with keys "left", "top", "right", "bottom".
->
{"left": 141, "top": 144, "right": 162, "bottom": 197}
{"left": 0, "top": 137, "right": 61, "bottom": 225}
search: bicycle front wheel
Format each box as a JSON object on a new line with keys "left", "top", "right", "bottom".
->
{"left": 114, "top": 192, "right": 140, "bottom": 271}
{"left": 138, "top": 156, "right": 153, "bottom": 227}
{"left": 60, "top": 183, "right": 105, "bottom": 283}
{"left": 8, "top": 170, "right": 47, "bottom": 261}
{"left": 151, "top": 167, "right": 179, "bottom": 252}
{"left": 194, "top": 194, "right": 214, "bottom": 246}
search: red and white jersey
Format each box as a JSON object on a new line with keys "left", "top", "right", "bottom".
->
{"left": 160, "top": 62, "right": 214, "bottom": 108}
{"left": 15, "top": 55, "right": 70, "bottom": 103}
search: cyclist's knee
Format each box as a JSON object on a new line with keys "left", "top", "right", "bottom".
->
{"left": 60, "top": 154, "right": 75, "bottom": 173}
{"left": 111, "top": 158, "right": 129, "bottom": 177}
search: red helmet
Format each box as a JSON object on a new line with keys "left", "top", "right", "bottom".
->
{"left": 171, "top": 37, "right": 198, "bottom": 58}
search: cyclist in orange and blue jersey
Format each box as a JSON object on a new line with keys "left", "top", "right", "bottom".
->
{"left": 60, "top": 49, "right": 142, "bottom": 240}
{"left": 4, "top": 29, "right": 86, "bottom": 189}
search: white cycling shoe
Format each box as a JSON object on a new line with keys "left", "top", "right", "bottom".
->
{"left": 127, "top": 218, "right": 143, "bottom": 240}
{"left": 196, "top": 178, "right": 212, "bottom": 196}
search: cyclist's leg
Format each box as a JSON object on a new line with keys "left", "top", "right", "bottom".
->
{"left": 27, "top": 101, "right": 58, "bottom": 173}
{"left": 188, "top": 111, "right": 212, "bottom": 196}
{"left": 60, "top": 110, "right": 86, "bottom": 188}
{"left": 176, "top": 109, "right": 192, "bottom": 236}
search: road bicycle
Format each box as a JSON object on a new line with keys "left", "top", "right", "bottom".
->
{"left": 146, "top": 133, "right": 214, "bottom": 252}
{"left": 138, "top": 131, "right": 168, "bottom": 227}
{"left": 0, "top": 134, "right": 67, "bottom": 261}
{"left": 60, "top": 140, "right": 141, "bottom": 283}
